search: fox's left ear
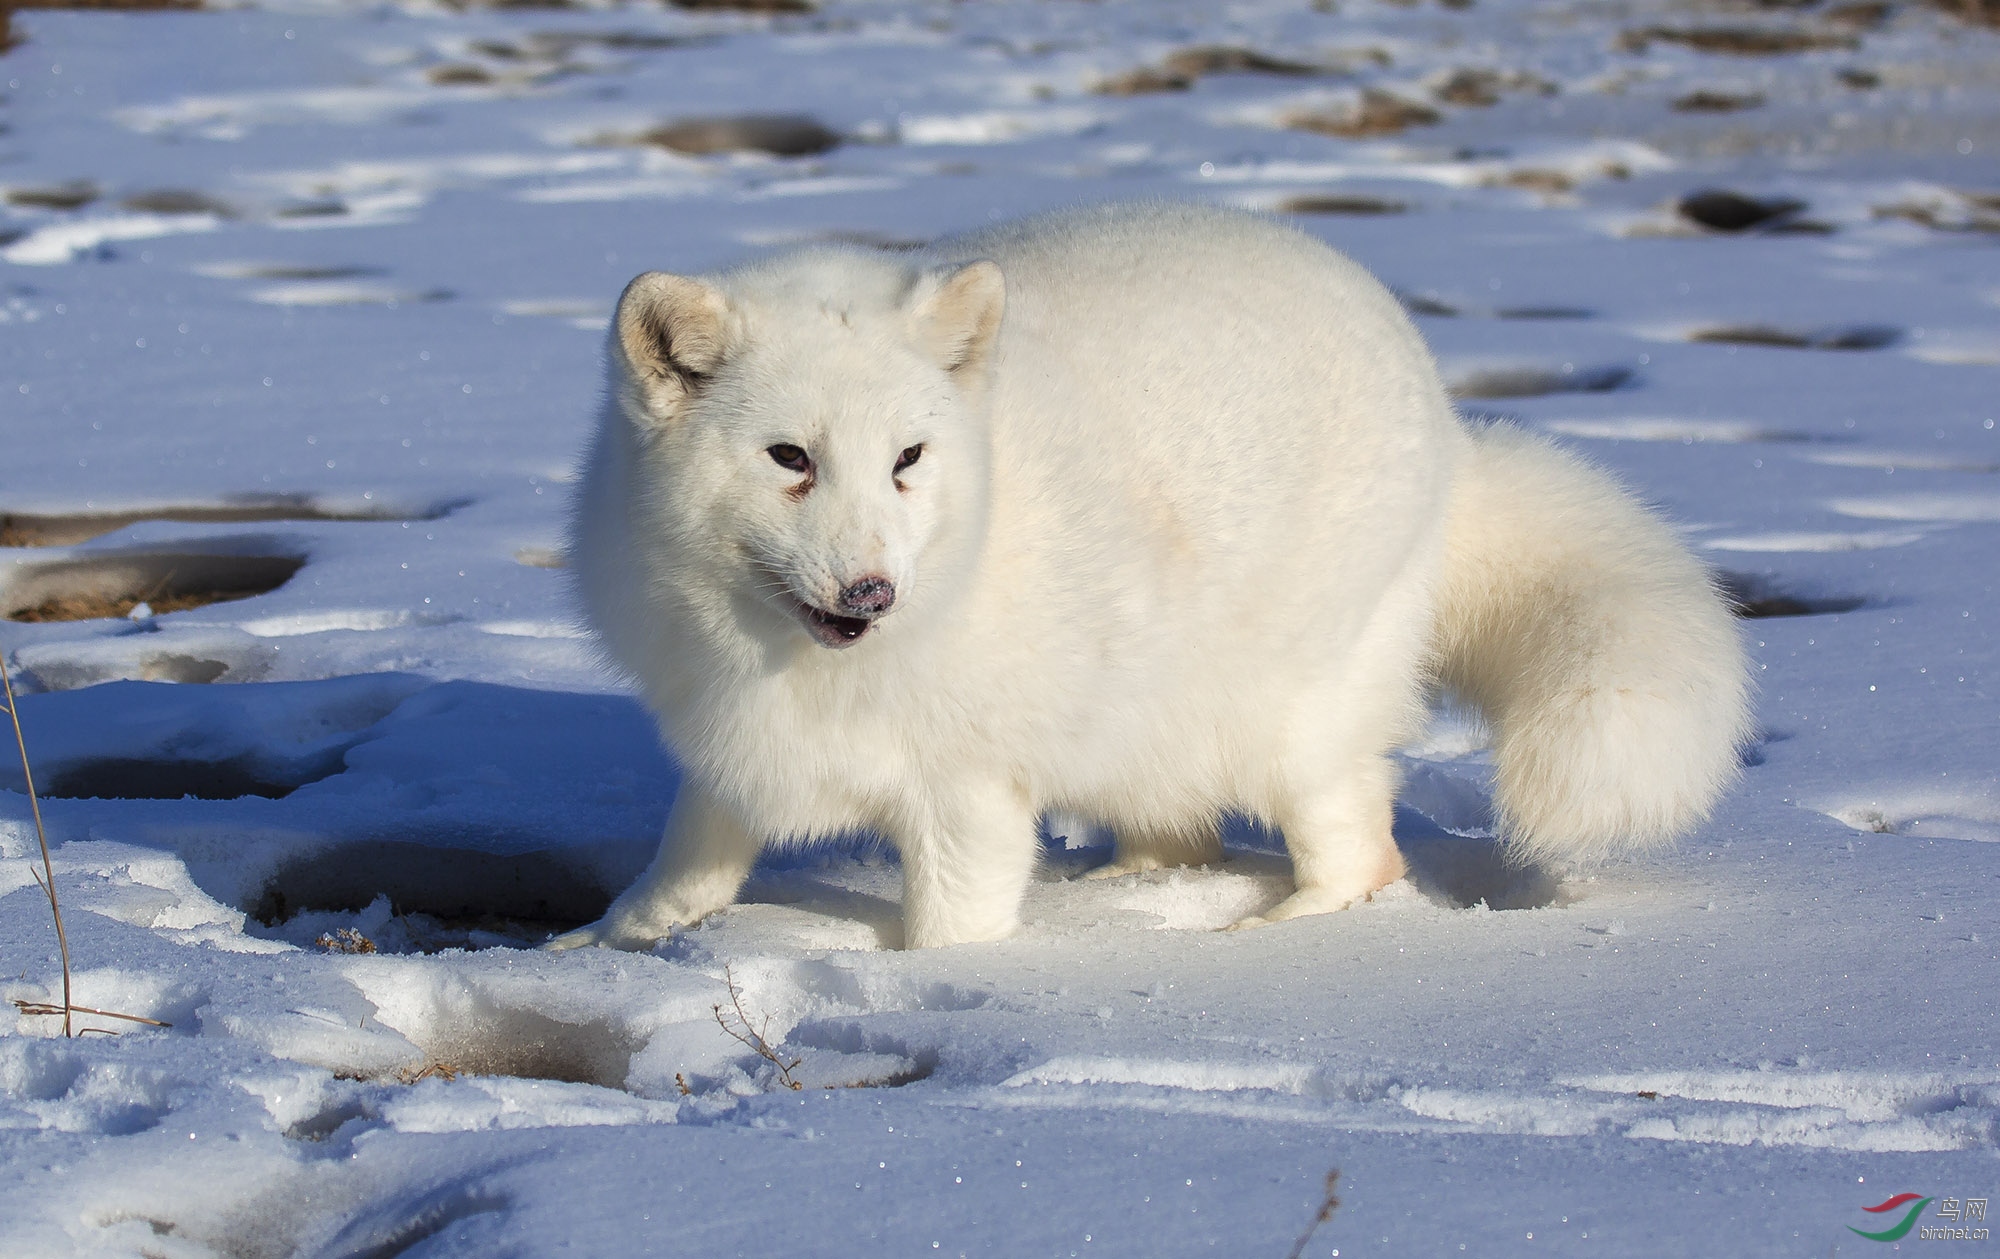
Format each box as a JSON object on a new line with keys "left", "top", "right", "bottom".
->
{"left": 905, "top": 260, "right": 1005, "bottom": 379}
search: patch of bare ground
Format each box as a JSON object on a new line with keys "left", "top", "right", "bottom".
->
{"left": 1095, "top": 45, "right": 1324, "bottom": 96}
{"left": 1426, "top": 67, "right": 1556, "bottom": 108}
{"left": 1676, "top": 187, "right": 1807, "bottom": 231}
{"left": 669, "top": 0, "right": 814, "bottom": 11}
{"left": 1, "top": 499, "right": 460, "bottom": 547}
{"left": 2, "top": 0, "right": 199, "bottom": 51}
{"left": 1617, "top": 25, "right": 1860, "bottom": 54}
{"left": 592, "top": 114, "right": 840, "bottom": 157}
{"left": 1925, "top": 0, "right": 2000, "bottom": 28}
{"left": 1673, "top": 88, "right": 1767, "bottom": 112}
{"left": 2, "top": 551, "right": 305, "bottom": 623}
{"left": 1497, "top": 170, "right": 1582, "bottom": 198}
{"left": 1690, "top": 324, "right": 1900, "bottom": 350}
{"left": 1448, "top": 364, "right": 1634, "bottom": 400}
{"left": 1876, "top": 189, "right": 2000, "bottom": 232}
{"left": 1286, "top": 89, "right": 1441, "bottom": 139}
{"left": 4, "top": 181, "right": 99, "bottom": 211}
{"left": 120, "top": 189, "right": 236, "bottom": 216}
{"left": 1825, "top": 2, "right": 1896, "bottom": 30}
{"left": 1278, "top": 194, "right": 1408, "bottom": 215}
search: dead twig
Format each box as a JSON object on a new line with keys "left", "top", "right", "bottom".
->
{"left": 712, "top": 964, "right": 802, "bottom": 1090}
{"left": 1285, "top": 1169, "right": 1342, "bottom": 1259}
{"left": 316, "top": 927, "right": 379, "bottom": 954}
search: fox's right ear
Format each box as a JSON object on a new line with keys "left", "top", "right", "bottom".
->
{"left": 614, "top": 271, "right": 733, "bottom": 424}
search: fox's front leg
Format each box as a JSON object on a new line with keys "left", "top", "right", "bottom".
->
{"left": 894, "top": 778, "right": 1039, "bottom": 949}
{"left": 545, "top": 785, "right": 761, "bottom": 951}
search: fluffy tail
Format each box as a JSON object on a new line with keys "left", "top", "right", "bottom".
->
{"left": 1430, "top": 424, "right": 1754, "bottom": 864}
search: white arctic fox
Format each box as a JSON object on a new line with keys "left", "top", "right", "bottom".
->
{"left": 548, "top": 202, "right": 1752, "bottom": 952}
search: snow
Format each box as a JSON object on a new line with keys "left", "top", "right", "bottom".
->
{"left": 2, "top": 0, "right": 1997, "bottom": 1253}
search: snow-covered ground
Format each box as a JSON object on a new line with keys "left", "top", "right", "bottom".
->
{"left": 3, "top": 0, "right": 1998, "bottom": 1253}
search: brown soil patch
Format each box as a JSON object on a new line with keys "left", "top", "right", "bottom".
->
{"left": 1, "top": 501, "right": 456, "bottom": 548}
{"left": 4, "top": 553, "right": 306, "bottom": 622}
{"left": 10, "top": 586, "right": 266, "bottom": 623}
{"left": 1287, "top": 90, "right": 1441, "bottom": 139}
{"left": 3, "top": 0, "right": 199, "bottom": 51}
{"left": 5, "top": 181, "right": 99, "bottom": 211}
{"left": 669, "top": 0, "right": 814, "bottom": 11}
{"left": 1677, "top": 188, "right": 1806, "bottom": 231}
{"left": 1279, "top": 194, "right": 1409, "bottom": 215}
{"left": 1672, "top": 89, "right": 1767, "bottom": 112}
{"left": 1618, "top": 25, "right": 1860, "bottom": 55}
{"left": 1096, "top": 45, "right": 1323, "bottom": 95}
{"left": 121, "top": 188, "right": 236, "bottom": 216}
{"left": 1690, "top": 324, "right": 1900, "bottom": 350}
{"left": 1925, "top": 0, "right": 2000, "bottom": 28}
{"left": 1428, "top": 67, "right": 1556, "bottom": 108}
{"left": 598, "top": 115, "right": 841, "bottom": 158}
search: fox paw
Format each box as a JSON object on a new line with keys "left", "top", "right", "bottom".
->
{"left": 1226, "top": 881, "right": 1401, "bottom": 930}
{"left": 542, "top": 916, "right": 675, "bottom": 952}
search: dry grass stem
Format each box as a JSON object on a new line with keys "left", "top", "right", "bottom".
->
{"left": 3, "top": 654, "right": 71, "bottom": 1037}
{"left": 713, "top": 965, "right": 803, "bottom": 1090}
{"left": 4, "top": 654, "right": 169, "bottom": 1034}
{"left": 11, "top": 999, "right": 171, "bottom": 1028}
{"left": 1285, "top": 1169, "right": 1342, "bottom": 1259}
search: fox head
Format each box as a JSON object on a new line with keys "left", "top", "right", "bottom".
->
{"left": 605, "top": 251, "right": 1003, "bottom": 655}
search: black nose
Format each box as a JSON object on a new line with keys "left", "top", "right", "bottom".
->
{"left": 838, "top": 576, "right": 896, "bottom": 616}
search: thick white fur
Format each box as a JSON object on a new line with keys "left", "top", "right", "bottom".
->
{"left": 548, "top": 202, "right": 1753, "bottom": 952}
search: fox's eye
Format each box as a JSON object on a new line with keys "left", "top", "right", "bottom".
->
{"left": 767, "top": 444, "right": 810, "bottom": 473}
{"left": 894, "top": 444, "right": 924, "bottom": 474}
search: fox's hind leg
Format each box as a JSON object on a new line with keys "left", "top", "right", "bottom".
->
{"left": 1230, "top": 753, "right": 1407, "bottom": 927}
{"left": 1230, "top": 563, "right": 1433, "bottom": 929}
{"left": 545, "top": 785, "right": 761, "bottom": 951}
{"left": 1086, "top": 821, "right": 1223, "bottom": 879}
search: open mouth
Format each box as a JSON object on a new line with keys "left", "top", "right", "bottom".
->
{"left": 796, "top": 601, "right": 874, "bottom": 649}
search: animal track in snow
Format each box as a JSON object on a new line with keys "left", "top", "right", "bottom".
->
{"left": 0, "top": 1041, "right": 179, "bottom": 1137}
{"left": 350, "top": 965, "right": 643, "bottom": 1090}
{"left": 1821, "top": 796, "right": 2000, "bottom": 843}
